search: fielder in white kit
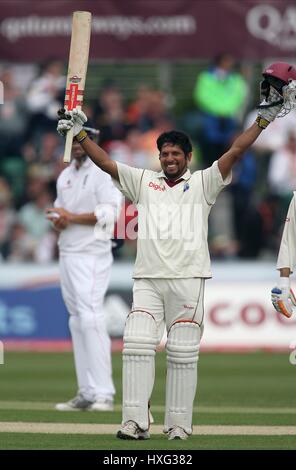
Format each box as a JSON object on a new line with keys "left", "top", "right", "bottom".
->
{"left": 57, "top": 63, "right": 293, "bottom": 439}
{"left": 47, "top": 128, "right": 122, "bottom": 412}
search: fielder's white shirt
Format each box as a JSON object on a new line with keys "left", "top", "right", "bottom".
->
{"left": 277, "top": 192, "right": 296, "bottom": 273}
{"left": 114, "top": 161, "right": 231, "bottom": 278}
{"left": 55, "top": 157, "right": 122, "bottom": 256}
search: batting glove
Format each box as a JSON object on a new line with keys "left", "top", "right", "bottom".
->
{"left": 271, "top": 285, "right": 296, "bottom": 318}
{"left": 57, "top": 108, "right": 87, "bottom": 137}
{"left": 256, "top": 85, "right": 284, "bottom": 128}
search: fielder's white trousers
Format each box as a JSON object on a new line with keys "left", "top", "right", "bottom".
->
{"left": 59, "top": 254, "right": 115, "bottom": 402}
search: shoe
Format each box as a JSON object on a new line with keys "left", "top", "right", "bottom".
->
{"left": 116, "top": 420, "right": 150, "bottom": 440}
{"left": 55, "top": 394, "right": 93, "bottom": 411}
{"left": 167, "top": 426, "right": 188, "bottom": 440}
{"left": 89, "top": 398, "right": 114, "bottom": 411}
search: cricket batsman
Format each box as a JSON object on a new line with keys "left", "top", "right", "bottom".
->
{"left": 271, "top": 192, "right": 296, "bottom": 318}
{"left": 57, "top": 62, "right": 296, "bottom": 440}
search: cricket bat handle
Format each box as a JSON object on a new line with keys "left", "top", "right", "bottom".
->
{"left": 63, "top": 127, "right": 74, "bottom": 163}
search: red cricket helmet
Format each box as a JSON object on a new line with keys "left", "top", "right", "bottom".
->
{"left": 262, "top": 62, "right": 296, "bottom": 95}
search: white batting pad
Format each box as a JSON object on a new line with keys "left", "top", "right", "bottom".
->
{"left": 164, "top": 321, "right": 201, "bottom": 435}
{"left": 122, "top": 311, "right": 158, "bottom": 430}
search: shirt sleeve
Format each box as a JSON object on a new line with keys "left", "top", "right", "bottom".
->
{"left": 112, "top": 162, "right": 145, "bottom": 203}
{"left": 201, "top": 160, "right": 232, "bottom": 205}
{"left": 277, "top": 194, "right": 296, "bottom": 273}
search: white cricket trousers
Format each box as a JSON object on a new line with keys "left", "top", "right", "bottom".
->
{"left": 59, "top": 254, "right": 115, "bottom": 402}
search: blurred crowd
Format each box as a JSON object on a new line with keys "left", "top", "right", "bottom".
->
{"left": 0, "top": 54, "right": 295, "bottom": 264}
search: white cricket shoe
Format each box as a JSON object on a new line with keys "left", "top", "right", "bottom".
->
{"left": 89, "top": 398, "right": 114, "bottom": 411}
{"left": 116, "top": 420, "right": 150, "bottom": 440}
{"left": 55, "top": 394, "right": 93, "bottom": 411}
{"left": 167, "top": 426, "right": 189, "bottom": 440}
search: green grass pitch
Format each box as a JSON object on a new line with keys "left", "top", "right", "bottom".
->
{"left": 0, "top": 351, "right": 296, "bottom": 450}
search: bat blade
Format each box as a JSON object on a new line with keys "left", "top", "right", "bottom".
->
{"left": 63, "top": 11, "right": 92, "bottom": 163}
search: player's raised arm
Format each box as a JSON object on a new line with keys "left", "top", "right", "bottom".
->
{"left": 57, "top": 108, "right": 119, "bottom": 181}
{"left": 218, "top": 62, "right": 296, "bottom": 180}
{"left": 217, "top": 122, "right": 263, "bottom": 180}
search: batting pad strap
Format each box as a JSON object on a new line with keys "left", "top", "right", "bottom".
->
{"left": 166, "top": 321, "right": 201, "bottom": 364}
{"left": 123, "top": 311, "right": 158, "bottom": 356}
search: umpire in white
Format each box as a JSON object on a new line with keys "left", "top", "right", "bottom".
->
{"left": 57, "top": 66, "right": 291, "bottom": 439}
{"left": 47, "top": 126, "right": 122, "bottom": 412}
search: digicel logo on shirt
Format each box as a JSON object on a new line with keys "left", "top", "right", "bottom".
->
{"left": 148, "top": 182, "right": 166, "bottom": 191}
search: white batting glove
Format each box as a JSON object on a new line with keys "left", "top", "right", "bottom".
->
{"left": 256, "top": 86, "right": 283, "bottom": 128}
{"left": 282, "top": 80, "right": 296, "bottom": 112}
{"left": 271, "top": 278, "right": 296, "bottom": 318}
{"left": 57, "top": 109, "right": 87, "bottom": 137}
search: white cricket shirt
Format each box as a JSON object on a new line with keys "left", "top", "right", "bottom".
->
{"left": 55, "top": 157, "right": 122, "bottom": 256}
{"left": 277, "top": 192, "right": 296, "bottom": 273}
{"left": 114, "top": 161, "right": 231, "bottom": 278}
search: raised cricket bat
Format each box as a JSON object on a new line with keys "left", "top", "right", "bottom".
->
{"left": 63, "top": 11, "right": 92, "bottom": 163}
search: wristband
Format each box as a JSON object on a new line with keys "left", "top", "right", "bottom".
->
{"left": 75, "top": 129, "right": 88, "bottom": 143}
{"left": 255, "top": 115, "right": 270, "bottom": 129}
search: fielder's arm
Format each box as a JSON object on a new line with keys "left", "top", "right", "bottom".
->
{"left": 47, "top": 208, "right": 97, "bottom": 226}
{"left": 218, "top": 123, "right": 262, "bottom": 180}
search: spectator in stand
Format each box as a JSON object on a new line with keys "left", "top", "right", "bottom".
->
{"left": 0, "top": 68, "right": 28, "bottom": 158}
{"left": 127, "top": 84, "right": 154, "bottom": 130}
{"left": 244, "top": 105, "right": 296, "bottom": 155}
{"left": 18, "top": 167, "right": 54, "bottom": 245}
{"left": 268, "top": 131, "right": 296, "bottom": 205}
{"left": 230, "top": 149, "right": 257, "bottom": 257}
{"left": 127, "top": 85, "right": 170, "bottom": 133}
{"left": 244, "top": 106, "right": 296, "bottom": 189}
{"left": 25, "top": 60, "right": 65, "bottom": 148}
{"left": 15, "top": 179, "right": 57, "bottom": 263}
{"left": 0, "top": 177, "right": 17, "bottom": 260}
{"left": 193, "top": 54, "right": 248, "bottom": 258}
{"left": 7, "top": 220, "right": 57, "bottom": 263}
{"left": 6, "top": 221, "right": 36, "bottom": 262}
{"left": 106, "top": 127, "right": 151, "bottom": 169}
{"left": 193, "top": 53, "right": 248, "bottom": 167}
{"left": 92, "top": 80, "right": 130, "bottom": 145}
